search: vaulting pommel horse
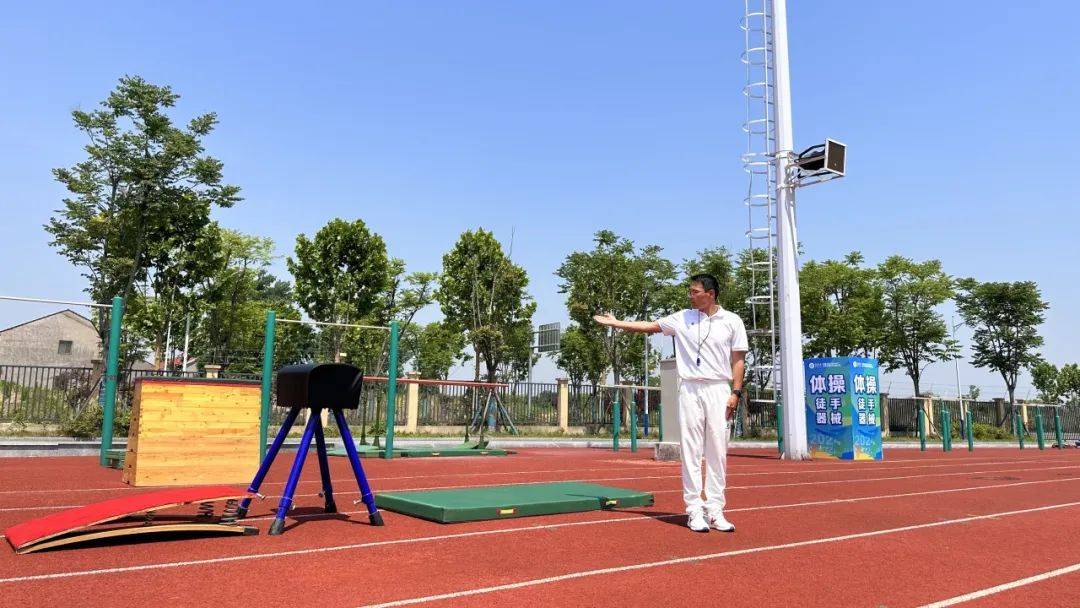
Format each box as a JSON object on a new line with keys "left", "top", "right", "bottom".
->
{"left": 236, "top": 363, "right": 383, "bottom": 535}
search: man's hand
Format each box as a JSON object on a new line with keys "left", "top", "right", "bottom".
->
{"left": 593, "top": 313, "right": 617, "bottom": 327}
{"left": 726, "top": 393, "right": 739, "bottom": 421}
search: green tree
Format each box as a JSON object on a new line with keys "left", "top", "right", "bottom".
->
{"left": 955, "top": 279, "right": 1048, "bottom": 420}
{"left": 1032, "top": 362, "right": 1080, "bottom": 405}
{"left": 967, "top": 385, "right": 981, "bottom": 401}
{"left": 414, "top": 322, "right": 468, "bottom": 380}
{"left": 257, "top": 274, "right": 313, "bottom": 370}
{"left": 555, "top": 325, "right": 607, "bottom": 387}
{"left": 681, "top": 246, "right": 738, "bottom": 311}
{"left": 46, "top": 76, "right": 240, "bottom": 353}
{"left": 346, "top": 264, "right": 438, "bottom": 377}
{"left": 877, "top": 256, "right": 959, "bottom": 397}
{"left": 287, "top": 218, "right": 392, "bottom": 364}
{"left": 723, "top": 247, "right": 778, "bottom": 394}
{"left": 1062, "top": 364, "right": 1080, "bottom": 404}
{"left": 555, "top": 230, "right": 677, "bottom": 387}
{"left": 437, "top": 229, "right": 536, "bottom": 383}
{"left": 799, "top": 252, "right": 884, "bottom": 358}
{"left": 1031, "top": 361, "right": 1062, "bottom": 404}
{"left": 189, "top": 227, "right": 279, "bottom": 372}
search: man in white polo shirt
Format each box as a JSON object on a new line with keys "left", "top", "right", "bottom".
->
{"left": 593, "top": 273, "right": 748, "bottom": 533}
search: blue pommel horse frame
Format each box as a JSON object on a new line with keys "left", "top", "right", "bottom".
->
{"left": 235, "top": 363, "right": 383, "bottom": 535}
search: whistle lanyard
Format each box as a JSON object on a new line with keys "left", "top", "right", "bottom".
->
{"left": 696, "top": 310, "right": 712, "bottom": 367}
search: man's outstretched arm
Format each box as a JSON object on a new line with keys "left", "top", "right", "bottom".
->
{"left": 593, "top": 313, "right": 662, "bottom": 334}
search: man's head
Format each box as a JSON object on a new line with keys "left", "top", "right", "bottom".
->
{"left": 689, "top": 273, "right": 720, "bottom": 311}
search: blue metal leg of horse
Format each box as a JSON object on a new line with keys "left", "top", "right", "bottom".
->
{"left": 269, "top": 414, "right": 319, "bottom": 535}
{"left": 312, "top": 408, "right": 337, "bottom": 513}
{"left": 238, "top": 406, "right": 301, "bottom": 518}
{"left": 332, "top": 408, "right": 383, "bottom": 526}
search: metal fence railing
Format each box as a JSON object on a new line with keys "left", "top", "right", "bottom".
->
{"left": 1, "top": 363, "right": 673, "bottom": 434}
{"left": 0, "top": 365, "right": 98, "bottom": 422}
{"left": 15, "top": 361, "right": 1080, "bottom": 445}
{"left": 886, "top": 397, "right": 921, "bottom": 436}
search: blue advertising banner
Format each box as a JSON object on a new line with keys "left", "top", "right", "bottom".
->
{"left": 804, "top": 357, "right": 883, "bottom": 461}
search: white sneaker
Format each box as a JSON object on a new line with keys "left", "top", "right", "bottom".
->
{"left": 687, "top": 511, "right": 710, "bottom": 533}
{"left": 708, "top": 512, "right": 735, "bottom": 532}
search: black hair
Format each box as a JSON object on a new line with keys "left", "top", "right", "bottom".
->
{"left": 689, "top": 273, "right": 720, "bottom": 301}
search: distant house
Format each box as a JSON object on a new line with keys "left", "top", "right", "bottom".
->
{"left": 0, "top": 310, "right": 103, "bottom": 367}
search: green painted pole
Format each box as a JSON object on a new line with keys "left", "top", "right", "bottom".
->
{"left": 966, "top": 409, "right": 974, "bottom": 452}
{"left": 1054, "top": 409, "right": 1065, "bottom": 449}
{"left": 1015, "top": 413, "right": 1025, "bottom": 449}
{"left": 946, "top": 410, "right": 953, "bottom": 451}
{"left": 259, "top": 310, "right": 276, "bottom": 461}
{"left": 918, "top": 407, "right": 926, "bottom": 451}
{"left": 612, "top": 391, "right": 621, "bottom": 452}
{"left": 383, "top": 321, "right": 400, "bottom": 459}
{"left": 652, "top": 399, "right": 660, "bottom": 442}
{"left": 940, "top": 409, "right": 948, "bottom": 452}
{"left": 1036, "top": 409, "right": 1046, "bottom": 450}
{"left": 629, "top": 391, "right": 638, "bottom": 453}
{"left": 946, "top": 408, "right": 954, "bottom": 451}
{"left": 777, "top": 403, "right": 784, "bottom": 454}
{"left": 98, "top": 296, "right": 124, "bottom": 467}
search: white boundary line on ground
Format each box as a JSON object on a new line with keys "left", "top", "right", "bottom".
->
{"left": 4, "top": 462, "right": 1075, "bottom": 514}
{"left": 351, "top": 500, "right": 1080, "bottom": 608}
{"left": 917, "top": 562, "right": 1080, "bottom": 607}
{"left": 0, "top": 457, "right": 1064, "bottom": 497}
{"left": 2, "top": 474, "right": 1078, "bottom": 584}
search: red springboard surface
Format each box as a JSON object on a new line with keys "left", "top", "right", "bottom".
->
{"left": 4, "top": 485, "right": 245, "bottom": 552}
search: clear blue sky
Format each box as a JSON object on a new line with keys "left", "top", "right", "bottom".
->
{"left": 1, "top": 1, "right": 1077, "bottom": 397}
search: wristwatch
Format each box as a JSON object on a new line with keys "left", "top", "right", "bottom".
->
{"left": 732, "top": 389, "right": 744, "bottom": 398}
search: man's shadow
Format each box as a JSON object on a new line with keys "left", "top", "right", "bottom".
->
{"left": 728, "top": 453, "right": 781, "bottom": 461}
{"left": 616, "top": 509, "right": 691, "bottom": 529}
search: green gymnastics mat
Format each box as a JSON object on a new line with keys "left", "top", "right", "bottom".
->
{"left": 327, "top": 441, "right": 509, "bottom": 458}
{"left": 374, "top": 481, "right": 654, "bottom": 523}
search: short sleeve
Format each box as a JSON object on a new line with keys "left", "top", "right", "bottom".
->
{"left": 656, "top": 311, "right": 682, "bottom": 337}
{"left": 730, "top": 316, "right": 749, "bottom": 352}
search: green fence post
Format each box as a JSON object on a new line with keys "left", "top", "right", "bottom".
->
{"left": 947, "top": 410, "right": 953, "bottom": 451}
{"left": 258, "top": 310, "right": 276, "bottom": 461}
{"left": 966, "top": 410, "right": 974, "bottom": 452}
{"left": 776, "top": 403, "right": 784, "bottom": 455}
{"left": 99, "top": 296, "right": 124, "bottom": 467}
{"left": 629, "top": 391, "right": 638, "bottom": 453}
{"left": 382, "top": 321, "right": 400, "bottom": 459}
{"left": 918, "top": 407, "right": 927, "bottom": 452}
{"left": 1036, "top": 409, "right": 1046, "bottom": 450}
{"left": 1054, "top": 409, "right": 1065, "bottom": 449}
{"left": 940, "top": 409, "right": 948, "bottom": 452}
{"left": 612, "top": 390, "right": 621, "bottom": 452}
{"left": 950, "top": 408, "right": 959, "bottom": 451}
{"left": 658, "top": 401, "right": 664, "bottom": 442}
{"left": 1015, "top": 412, "right": 1025, "bottom": 449}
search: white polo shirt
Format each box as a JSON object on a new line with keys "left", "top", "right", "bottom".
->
{"left": 657, "top": 307, "right": 749, "bottom": 382}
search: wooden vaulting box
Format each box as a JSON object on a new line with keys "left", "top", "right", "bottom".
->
{"left": 122, "top": 378, "right": 262, "bottom": 487}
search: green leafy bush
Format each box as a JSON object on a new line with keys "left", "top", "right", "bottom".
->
{"left": 59, "top": 404, "right": 130, "bottom": 439}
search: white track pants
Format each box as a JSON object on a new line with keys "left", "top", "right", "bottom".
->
{"left": 678, "top": 380, "right": 730, "bottom": 515}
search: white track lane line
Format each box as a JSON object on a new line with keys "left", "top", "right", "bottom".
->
{"left": 352, "top": 501, "right": 1080, "bottom": 608}
{"left": 4, "top": 462, "right": 1075, "bottom": 514}
{"left": 5, "top": 462, "right": 1078, "bottom": 514}
{"left": 918, "top": 562, "right": 1080, "bottom": 607}
{"left": 1, "top": 457, "right": 1064, "bottom": 498}
{"left": 4, "top": 461, "right": 1073, "bottom": 543}
{"left": 254, "top": 462, "right": 1080, "bottom": 498}
{"left": 2, "top": 475, "right": 1079, "bottom": 584}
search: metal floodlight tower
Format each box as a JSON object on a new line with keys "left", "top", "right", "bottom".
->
{"left": 743, "top": 0, "right": 845, "bottom": 460}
